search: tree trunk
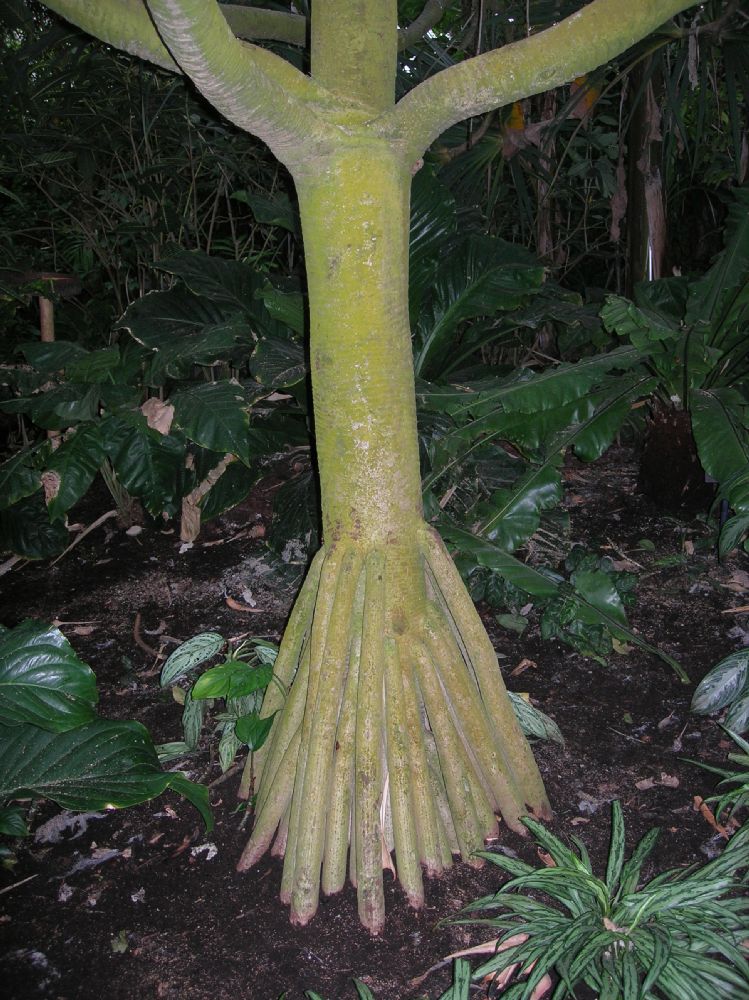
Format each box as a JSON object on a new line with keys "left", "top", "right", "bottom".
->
{"left": 237, "top": 145, "right": 550, "bottom": 933}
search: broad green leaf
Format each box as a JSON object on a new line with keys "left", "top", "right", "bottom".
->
{"left": 199, "top": 461, "right": 259, "bottom": 522}
{"left": 413, "top": 233, "right": 543, "bottom": 378}
{"left": 44, "top": 423, "right": 106, "bottom": 521}
{"left": 0, "top": 493, "right": 69, "bottom": 559}
{"left": 22, "top": 340, "right": 89, "bottom": 373}
{"left": 171, "top": 381, "right": 250, "bottom": 462}
{"left": 691, "top": 389, "right": 749, "bottom": 513}
{"left": 154, "top": 246, "right": 265, "bottom": 315}
{"left": 192, "top": 660, "right": 273, "bottom": 701}
{"left": 218, "top": 724, "right": 242, "bottom": 772}
{"left": 408, "top": 166, "right": 458, "bottom": 321}
{"left": 234, "top": 710, "right": 277, "bottom": 751}
{"left": 0, "top": 620, "right": 97, "bottom": 731}
{"left": 102, "top": 412, "right": 185, "bottom": 516}
{"left": 440, "top": 524, "right": 562, "bottom": 598}
{"left": 0, "top": 805, "right": 28, "bottom": 837}
{"left": 572, "top": 570, "right": 628, "bottom": 629}
{"left": 116, "top": 289, "right": 252, "bottom": 378}
{"left": 0, "top": 448, "right": 43, "bottom": 510}
{"left": 719, "top": 513, "right": 749, "bottom": 558}
{"left": 6, "top": 383, "right": 100, "bottom": 430}
{"left": 164, "top": 776, "right": 211, "bottom": 835}
{"left": 691, "top": 650, "right": 749, "bottom": 716}
{"left": 686, "top": 189, "right": 749, "bottom": 330}
{"left": 251, "top": 334, "right": 306, "bottom": 388}
{"left": 352, "top": 981, "right": 378, "bottom": 1000}
{"left": 230, "top": 191, "right": 297, "bottom": 233}
{"left": 476, "top": 459, "right": 563, "bottom": 550}
{"left": 66, "top": 346, "right": 121, "bottom": 383}
{"left": 160, "top": 632, "right": 225, "bottom": 687}
{"left": 0, "top": 719, "right": 207, "bottom": 817}
{"left": 257, "top": 285, "right": 305, "bottom": 336}
{"left": 601, "top": 294, "right": 677, "bottom": 350}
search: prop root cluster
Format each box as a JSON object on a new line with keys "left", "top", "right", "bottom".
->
{"left": 237, "top": 523, "right": 549, "bottom": 933}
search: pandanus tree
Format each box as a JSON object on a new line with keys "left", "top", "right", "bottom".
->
{"left": 35, "top": 0, "right": 695, "bottom": 932}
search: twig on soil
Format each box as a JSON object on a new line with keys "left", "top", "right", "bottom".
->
{"left": 0, "top": 554, "right": 25, "bottom": 577}
{"left": 133, "top": 612, "right": 166, "bottom": 672}
{"left": 721, "top": 604, "right": 749, "bottom": 614}
{"left": 0, "top": 874, "right": 39, "bottom": 896}
{"left": 225, "top": 596, "right": 264, "bottom": 613}
{"left": 50, "top": 509, "right": 118, "bottom": 566}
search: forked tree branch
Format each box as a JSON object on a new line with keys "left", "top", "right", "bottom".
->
{"left": 38, "top": 0, "right": 336, "bottom": 164}
{"left": 383, "top": 0, "right": 698, "bottom": 160}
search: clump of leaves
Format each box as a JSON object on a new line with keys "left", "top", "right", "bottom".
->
{"left": 692, "top": 649, "right": 749, "bottom": 735}
{"left": 159, "top": 632, "right": 280, "bottom": 796}
{"left": 453, "top": 801, "right": 749, "bottom": 999}
{"left": 693, "top": 730, "right": 749, "bottom": 823}
{"left": 0, "top": 620, "right": 211, "bottom": 840}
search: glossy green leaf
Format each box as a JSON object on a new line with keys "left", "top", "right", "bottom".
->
{"left": 160, "top": 632, "right": 225, "bottom": 687}
{"left": 102, "top": 412, "right": 185, "bottom": 516}
{"left": 44, "top": 422, "right": 106, "bottom": 521}
{"left": 572, "top": 570, "right": 628, "bottom": 629}
{"left": 181, "top": 691, "right": 205, "bottom": 750}
{"left": 192, "top": 660, "right": 273, "bottom": 701}
{"left": 154, "top": 246, "right": 265, "bottom": 315}
{"left": 0, "top": 804, "right": 28, "bottom": 837}
{"left": 691, "top": 389, "right": 749, "bottom": 513}
{"left": 116, "top": 289, "right": 252, "bottom": 378}
{"left": 440, "top": 524, "right": 562, "bottom": 598}
{"left": 22, "top": 340, "right": 89, "bottom": 373}
{"left": 257, "top": 285, "right": 305, "bottom": 336}
{"left": 0, "top": 448, "right": 43, "bottom": 511}
{"left": 0, "top": 620, "right": 97, "bottom": 732}
{"left": 234, "top": 710, "right": 277, "bottom": 751}
{"left": 66, "top": 346, "right": 121, "bottom": 383}
{"left": 0, "top": 493, "right": 69, "bottom": 559}
{"left": 413, "top": 233, "right": 543, "bottom": 378}
{"left": 251, "top": 334, "right": 306, "bottom": 388}
{"left": 0, "top": 718, "right": 211, "bottom": 827}
{"left": 171, "top": 381, "right": 250, "bottom": 462}
{"left": 230, "top": 191, "right": 297, "bottom": 233}
{"left": 476, "top": 459, "right": 563, "bottom": 550}
{"left": 199, "top": 461, "right": 259, "bottom": 522}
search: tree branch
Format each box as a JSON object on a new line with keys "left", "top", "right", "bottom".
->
{"left": 38, "top": 0, "right": 337, "bottom": 165}
{"left": 382, "top": 0, "right": 698, "bottom": 161}
{"left": 223, "top": 5, "right": 307, "bottom": 47}
{"left": 398, "top": 0, "right": 451, "bottom": 51}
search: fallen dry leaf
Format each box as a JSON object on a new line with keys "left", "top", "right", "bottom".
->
{"left": 636, "top": 777, "right": 656, "bottom": 791}
{"left": 659, "top": 773, "right": 679, "bottom": 788}
{"left": 510, "top": 658, "right": 537, "bottom": 677}
{"left": 226, "top": 596, "right": 265, "bottom": 614}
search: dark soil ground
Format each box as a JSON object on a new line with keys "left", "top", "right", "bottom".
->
{"left": 1, "top": 447, "right": 747, "bottom": 1000}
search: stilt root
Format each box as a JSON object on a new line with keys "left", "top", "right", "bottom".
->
{"left": 237, "top": 523, "right": 550, "bottom": 933}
